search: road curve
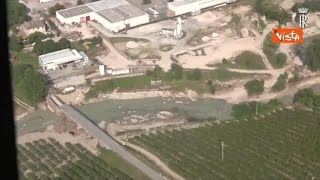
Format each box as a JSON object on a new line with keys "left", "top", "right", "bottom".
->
{"left": 60, "top": 105, "right": 164, "bottom": 180}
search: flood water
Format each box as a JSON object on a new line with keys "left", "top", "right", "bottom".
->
{"left": 17, "top": 84, "right": 320, "bottom": 136}
{"left": 17, "top": 97, "right": 233, "bottom": 135}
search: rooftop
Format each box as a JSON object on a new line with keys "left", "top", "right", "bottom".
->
{"left": 96, "top": 4, "right": 146, "bottom": 23}
{"left": 57, "top": 0, "right": 147, "bottom": 23}
{"left": 22, "top": 20, "right": 45, "bottom": 30}
{"left": 57, "top": 5, "right": 93, "bottom": 18}
{"left": 86, "top": 0, "right": 128, "bottom": 12}
{"left": 38, "top": 49, "right": 83, "bottom": 64}
{"left": 169, "top": 0, "right": 197, "bottom": 7}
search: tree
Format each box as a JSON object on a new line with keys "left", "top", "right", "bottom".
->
{"left": 7, "top": 0, "right": 31, "bottom": 27}
{"left": 274, "top": 52, "right": 287, "bottom": 68}
{"left": 33, "top": 39, "right": 71, "bottom": 55}
{"left": 58, "top": 38, "right": 71, "bottom": 49}
{"left": 272, "top": 72, "right": 288, "bottom": 92}
{"left": 304, "top": 38, "right": 320, "bottom": 71}
{"left": 12, "top": 64, "right": 49, "bottom": 105}
{"left": 77, "top": 0, "right": 84, "bottom": 5}
{"left": 28, "top": 32, "right": 47, "bottom": 44}
{"left": 254, "top": 0, "right": 290, "bottom": 24}
{"left": 244, "top": 79, "right": 264, "bottom": 96}
{"left": 17, "top": 69, "right": 49, "bottom": 105}
{"left": 49, "top": 3, "right": 66, "bottom": 16}
{"left": 293, "top": 88, "right": 315, "bottom": 107}
{"left": 186, "top": 69, "right": 202, "bottom": 80}
{"left": 9, "top": 35, "right": 23, "bottom": 52}
{"left": 168, "top": 63, "right": 183, "bottom": 80}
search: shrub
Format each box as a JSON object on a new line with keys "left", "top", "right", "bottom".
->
{"left": 244, "top": 79, "right": 264, "bottom": 96}
{"left": 272, "top": 72, "right": 288, "bottom": 92}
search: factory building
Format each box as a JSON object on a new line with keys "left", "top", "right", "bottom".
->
{"left": 38, "top": 49, "right": 86, "bottom": 71}
{"left": 56, "top": 0, "right": 149, "bottom": 32}
{"left": 168, "top": 0, "right": 238, "bottom": 16}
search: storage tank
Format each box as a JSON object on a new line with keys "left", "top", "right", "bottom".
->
{"left": 99, "top": 65, "right": 106, "bottom": 76}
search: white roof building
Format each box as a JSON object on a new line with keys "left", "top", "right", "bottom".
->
{"left": 56, "top": 0, "right": 150, "bottom": 32}
{"left": 168, "top": 0, "right": 238, "bottom": 16}
{"left": 38, "top": 49, "right": 85, "bottom": 70}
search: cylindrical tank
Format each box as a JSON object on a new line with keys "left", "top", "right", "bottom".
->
{"left": 99, "top": 65, "right": 106, "bottom": 76}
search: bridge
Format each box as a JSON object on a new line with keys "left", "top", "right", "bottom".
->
{"left": 47, "top": 95, "right": 164, "bottom": 180}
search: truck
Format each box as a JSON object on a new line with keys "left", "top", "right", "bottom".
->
{"left": 147, "top": 8, "right": 159, "bottom": 18}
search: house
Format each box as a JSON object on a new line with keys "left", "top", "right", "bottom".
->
{"left": 22, "top": 20, "right": 46, "bottom": 36}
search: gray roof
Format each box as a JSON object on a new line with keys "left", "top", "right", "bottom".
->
{"left": 23, "top": 20, "right": 45, "bottom": 30}
{"left": 86, "top": 0, "right": 128, "bottom": 12}
{"left": 96, "top": 4, "right": 147, "bottom": 23}
{"left": 170, "top": 0, "right": 197, "bottom": 7}
{"left": 57, "top": 0, "right": 147, "bottom": 23}
{"left": 57, "top": 5, "right": 93, "bottom": 18}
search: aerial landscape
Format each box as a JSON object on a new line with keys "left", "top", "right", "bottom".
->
{"left": 8, "top": 0, "right": 320, "bottom": 179}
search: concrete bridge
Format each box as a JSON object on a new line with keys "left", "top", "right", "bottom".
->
{"left": 47, "top": 95, "right": 164, "bottom": 180}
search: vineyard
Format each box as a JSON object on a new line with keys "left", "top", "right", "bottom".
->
{"left": 18, "top": 138, "right": 132, "bottom": 180}
{"left": 129, "top": 109, "right": 320, "bottom": 179}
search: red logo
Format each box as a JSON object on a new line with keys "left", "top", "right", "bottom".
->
{"left": 272, "top": 28, "right": 303, "bottom": 44}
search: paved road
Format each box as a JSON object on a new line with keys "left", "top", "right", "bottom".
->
{"left": 60, "top": 105, "right": 164, "bottom": 180}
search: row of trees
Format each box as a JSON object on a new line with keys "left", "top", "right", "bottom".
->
{"left": 8, "top": 0, "right": 31, "bottom": 27}
{"left": 12, "top": 64, "right": 49, "bottom": 105}
{"left": 33, "top": 38, "right": 71, "bottom": 55}
{"left": 254, "top": 0, "right": 290, "bottom": 25}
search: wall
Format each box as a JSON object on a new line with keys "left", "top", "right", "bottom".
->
{"left": 56, "top": 12, "right": 95, "bottom": 25}
{"left": 168, "top": 2, "right": 200, "bottom": 16}
{"left": 24, "top": 26, "right": 46, "bottom": 36}
{"left": 128, "top": 14, "right": 150, "bottom": 27}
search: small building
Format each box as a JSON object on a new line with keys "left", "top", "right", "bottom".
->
{"left": 56, "top": 0, "right": 150, "bottom": 33}
{"left": 106, "top": 68, "right": 130, "bottom": 76}
{"left": 168, "top": 0, "right": 238, "bottom": 16}
{"left": 37, "top": 0, "right": 54, "bottom": 3}
{"left": 22, "top": 20, "right": 46, "bottom": 36}
{"left": 38, "top": 49, "right": 85, "bottom": 70}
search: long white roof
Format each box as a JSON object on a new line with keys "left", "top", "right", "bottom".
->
{"left": 39, "top": 49, "right": 83, "bottom": 65}
{"left": 56, "top": 0, "right": 147, "bottom": 23}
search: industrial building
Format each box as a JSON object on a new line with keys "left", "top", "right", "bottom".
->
{"left": 168, "top": 0, "right": 238, "bottom": 16}
{"left": 56, "top": 0, "right": 150, "bottom": 32}
{"left": 38, "top": 49, "right": 87, "bottom": 70}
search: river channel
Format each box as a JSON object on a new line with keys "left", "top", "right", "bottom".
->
{"left": 17, "top": 97, "right": 233, "bottom": 135}
{"left": 17, "top": 84, "right": 320, "bottom": 136}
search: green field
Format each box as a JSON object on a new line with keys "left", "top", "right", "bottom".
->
{"left": 129, "top": 109, "right": 320, "bottom": 179}
{"left": 18, "top": 138, "right": 134, "bottom": 180}
{"left": 223, "top": 51, "right": 266, "bottom": 70}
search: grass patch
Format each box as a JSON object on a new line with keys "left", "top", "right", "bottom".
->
{"left": 109, "top": 37, "right": 149, "bottom": 44}
{"left": 99, "top": 147, "right": 150, "bottom": 180}
{"left": 222, "top": 51, "right": 266, "bottom": 70}
{"left": 201, "top": 67, "right": 252, "bottom": 82}
{"left": 263, "top": 33, "right": 287, "bottom": 68}
{"left": 85, "top": 76, "right": 152, "bottom": 99}
{"left": 14, "top": 52, "right": 40, "bottom": 69}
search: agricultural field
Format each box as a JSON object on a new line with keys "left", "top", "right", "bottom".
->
{"left": 18, "top": 138, "right": 133, "bottom": 180}
{"left": 130, "top": 109, "right": 320, "bottom": 179}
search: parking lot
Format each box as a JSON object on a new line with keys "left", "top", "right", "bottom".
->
{"left": 46, "top": 61, "right": 97, "bottom": 81}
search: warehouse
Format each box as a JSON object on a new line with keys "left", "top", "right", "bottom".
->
{"left": 168, "top": 0, "right": 238, "bottom": 16}
{"left": 56, "top": 0, "right": 150, "bottom": 32}
{"left": 38, "top": 49, "right": 85, "bottom": 70}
